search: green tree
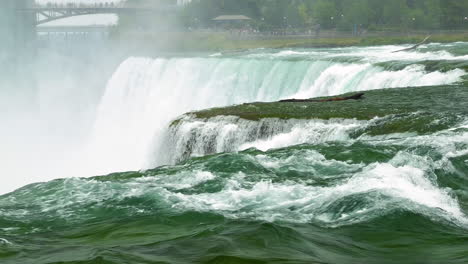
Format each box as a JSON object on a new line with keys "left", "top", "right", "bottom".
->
{"left": 285, "top": 2, "right": 304, "bottom": 28}
{"left": 382, "top": 0, "right": 409, "bottom": 28}
{"left": 440, "top": 0, "right": 468, "bottom": 29}
{"left": 260, "top": 0, "right": 289, "bottom": 28}
{"left": 338, "top": 0, "right": 371, "bottom": 30}
{"left": 312, "top": 0, "right": 337, "bottom": 28}
{"left": 175, "top": 0, "right": 468, "bottom": 31}
{"left": 298, "top": 2, "right": 314, "bottom": 26}
{"left": 422, "top": 0, "right": 442, "bottom": 29}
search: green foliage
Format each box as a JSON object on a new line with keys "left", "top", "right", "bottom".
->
{"left": 178, "top": 0, "right": 468, "bottom": 31}
{"left": 311, "top": 0, "right": 337, "bottom": 28}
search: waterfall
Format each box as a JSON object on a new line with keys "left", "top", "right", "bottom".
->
{"left": 2, "top": 44, "right": 466, "bottom": 194}
{"left": 87, "top": 51, "right": 463, "bottom": 173}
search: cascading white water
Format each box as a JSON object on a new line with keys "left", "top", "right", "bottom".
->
{"left": 87, "top": 49, "right": 464, "bottom": 173}
{"left": 2, "top": 44, "right": 466, "bottom": 195}
{"left": 83, "top": 57, "right": 308, "bottom": 174}
{"left": 163, "top": 116, "right": 365, "bottom": 164}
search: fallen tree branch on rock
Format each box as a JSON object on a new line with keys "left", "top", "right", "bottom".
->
{"left": 280, "top": 92, "right": 365, "bottom": 103}
{"left": 392, "top": 35, "right": 431, "bottom": 53}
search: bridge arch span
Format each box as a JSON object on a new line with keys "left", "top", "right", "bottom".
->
{"left": 19, "top": 6, "right": 177, "bottom": 26}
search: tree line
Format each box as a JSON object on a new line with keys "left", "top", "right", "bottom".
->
{"left": 180, "top": 0, "right": 468, "bottom": 31}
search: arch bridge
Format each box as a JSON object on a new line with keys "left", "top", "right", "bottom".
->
{"left": 18, "top": 5, "right": 177, "bottom": 26}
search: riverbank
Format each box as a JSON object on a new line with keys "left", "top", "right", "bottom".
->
{"left": 110, "top": 31, "right": 468, "bottom": 53}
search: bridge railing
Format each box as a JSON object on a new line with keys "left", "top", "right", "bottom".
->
{"left": 18, "top": 3, "right": 178, "bottom": 26}
{"left": 37, "top": 2, "right": 126, "bottom": 9}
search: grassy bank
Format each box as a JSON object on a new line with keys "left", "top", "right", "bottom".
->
{"left": 179, "top": 85, "right": 467, "bottom": 120}
{"left": 192, "top": 32, "right": 468, "bottom": 50}
{"left": 171, "top": 85, "right": 468, "bottom": 136}
{"left": 110, "top": 31, "right": 468, "bottom": 53}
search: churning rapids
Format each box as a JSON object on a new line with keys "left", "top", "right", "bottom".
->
{"left": 1, "top": 43, "right": 468, "bottom": 264}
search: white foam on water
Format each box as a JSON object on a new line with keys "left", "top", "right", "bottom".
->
{"left": 361, "top": 123, "right": 468, "bottom": 160}
{"left": 253, "top": 149, "right": 363, "bottom": 179}
{"left": 0, "top": 238, "right": 12, "bottom": 246}
{"left": 162, "top": 157, "right": 467, "bottom": 227}
{"left": 293, "top": 63, "right": 373, "bottom": 97}
{"left": 293, "top": 64, "right": 464, "bottom": 98}
{"left": 331, "top": 47, "right": 468, "bottom": 62}
{"left": 250, "top": 43, "right": 468, "bottom": 62}
{"left": 3, "top": 144, "right": 466, "bottom": 229}
{"left": 135, "top": 170, "right": 216, "bottom": 191}
{"left": 146, "top": 117, "right": 468, "bottom": 226}
{"left": 166, "top": 115, "right": 468, "bottom": 166}
{"left": 167, "top": 117, "right": 364, "bottom": 163}
{"left": 356, "top": 66, "right": 463, "bottom": 90}
{"left": 239, "top": 120, "right": 360, "bottom": 151}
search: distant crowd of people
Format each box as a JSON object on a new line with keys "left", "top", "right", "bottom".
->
{"left": 187, "top": 24, "right": 371, "bottom": 40}
{"left": 41, "top": 2, "right": 120, "bottom": 8}
{"left": 189, "top": 24, "right": 325, "bottom": 37}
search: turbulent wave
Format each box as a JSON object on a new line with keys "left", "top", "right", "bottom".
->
{"left": 1, "top": 117, "right": 468, "bottom": 263}
{"left": 3, "top": 120, "right": 468, "bottom": 227}
{"left": 161, "top": 113, "right": 468, "bottom": 224}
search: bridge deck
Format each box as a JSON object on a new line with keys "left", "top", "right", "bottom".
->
{"left": 17, "top": 6, "right": 177, "bottom": 25}
{"left": 18, "top": 7, "right": 177, "bottom": 13}
{"left": 37, "top": 25, "right": 110, "bottom": 33}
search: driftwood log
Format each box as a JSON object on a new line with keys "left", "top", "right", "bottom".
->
{"left": 280, "top": 92, "right": 365, "bottom": 103}
{"left": 392, "top": 36, "right": 431, "bottom": 53}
